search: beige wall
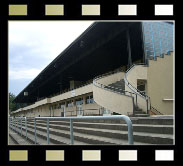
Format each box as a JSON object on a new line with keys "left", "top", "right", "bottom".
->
{"left": 93, "top": 85, "right": 134, "bottom": 115}
{"left": 11, "top": 84, "right": 93, "bottom": 117}
{"left": 11, "top": 89, "right": 100, "bottom": 117}
{"left": 51, "top": 84, "right": 93, "bottom": 103}
{"left": 97, "top": 72, "right": 124, "bottom": 85}
{"left": 93, "top": 71, "right": 134, "bottom": 115}
{"left": 147, "top": 54, "right": 174, "bottom": 115}
{"left": 125, "top": 65, "right": 147, "bottom": 90}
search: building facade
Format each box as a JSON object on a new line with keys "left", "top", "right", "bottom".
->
{"left": 10, "top": 22, "right": 174, "bottom": 117}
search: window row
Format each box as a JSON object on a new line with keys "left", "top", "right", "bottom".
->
{"left": 49, "top": 95, "right": 94, "bottom": 109}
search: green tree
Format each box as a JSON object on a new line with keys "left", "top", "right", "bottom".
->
{"left": 9, "top": 92, "right": 16, "bottom": 112}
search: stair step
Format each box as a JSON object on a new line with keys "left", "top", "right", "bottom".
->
{"left": 25, "top": 116, "right": 174, "bottom": 125}
{"left": 27, "top": 120, "right": 173, "bottom": 134}
{"left": 131, "top": 114, "right": 150, "bottom": 117}
{"left": 9, "top": 135, "right": 18, "bottom": 145}
{"left": 18, "top": 122, "right": 173, "bottom": 145}
{"left": 13, "top": 124, "right": 150, "bottom": 145}
{"left": 134, "top": 111, "right": 147, "bottom": 114}
{"left": 9, "top": 128, "right": 32, "bottom": 145}
{"left": 15, "top": 124, "right": 88, "bottom": 145}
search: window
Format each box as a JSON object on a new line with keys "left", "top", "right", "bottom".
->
{"left": 59, "top": 102, "right": 65, "bottom": 109}
{"left": 67, "top": 100, "right": 73, "bottom": 107}
{"left": 76, "top": 98, "right": 83, "bottom": 106}
{"left": 137, "top": 80, "right": 146, "bottom": 95}
{"left": 86, "top": 95, "right": 94, "bottom": 104}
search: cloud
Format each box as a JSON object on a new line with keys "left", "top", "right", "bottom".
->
{"left": 8, "top": 21, "right": 94, "bottom": 94}
{"left": 9, "top": 68, "right": 42, "bottom": 80}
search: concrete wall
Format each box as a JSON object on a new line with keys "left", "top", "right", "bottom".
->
{"left": 147, "top": 54, "right": 174, "bottom": 115}
{"left": 97, "top": 72, "right": 124, "bottom": 85}
{"left": 93, "top": 85, "right": 134, "bottom": 115}
{"left": 51, "top": 84, "right": 93, "bottom": 103}
{"left": 125, "top": 65, "right": 147, "bottom": 89}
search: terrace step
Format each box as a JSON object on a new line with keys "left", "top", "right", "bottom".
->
{"left": 9, "top": 136, "right": 18, "bottom": 145}
{"left": 16, "top": 121, "right": 173, "bottom": 145}
{"left": 9, "top": 128, "right": 32, "bottom": 145}
{"left": 27, "top": 120, "right": 173, "bottom": 134}
{"left": 14, "top": 124, "right": 89, "bottom": 145}
{"left": 14, "top": 123, "right": 149, "bottom": 145}
{"left": 130, "top": 114, "right": 150, "bottom": 117}
{"left": 25, "top": 116, "right": 173, "bottom": 125}
{"left": 10, "top": 116, "right": 174, "bottom": 145}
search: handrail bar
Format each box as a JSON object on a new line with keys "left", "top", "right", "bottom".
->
{"left": 9, "top": 117, "right": 28, "bottom": 140}
{"left": 124, "top": 63, "right": 152, "bottom": 114}
{"left": 151, "top": 106, "right": 163, "bottom": 115}
{"left": 93, "top": 79, "right": 137, "bottom": 97}
{"left": 124, "top": 63, "right": 149, "bottom": 99}
{"left": 93, "top": 69, "right": 124, "bottom": 82}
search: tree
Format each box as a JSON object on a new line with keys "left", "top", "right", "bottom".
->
{"left": 9, "top": 92, "right": 16, "bottom": 112}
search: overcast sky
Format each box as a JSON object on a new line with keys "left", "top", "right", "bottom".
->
{"left": 9, "top": 21, "right": 94, "bottom": 96}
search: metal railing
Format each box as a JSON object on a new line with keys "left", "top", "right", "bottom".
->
{"left": 124, "top": 63, "right": 151, "bottom": 114}
{"left": 9, "top": 117, "right": 28, "bottom": 140}
{"left": 124, "top": 63, "right": 148, "bottom": 98}
{"left": 64, "top": 108, "right": 102, "bottom": 117}
{"left": 150, "top": 106, "right": 163, "bottom": 115}
{"left": 9, "top": 115, "right": 134, "bottom": 145}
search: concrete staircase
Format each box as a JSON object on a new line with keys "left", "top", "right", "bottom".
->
{"left": 9, "top": 116, "right": 174, "bottom": 145}
{"left": 108, "top": 79, "right": 125, "bottom": 93}
{"left": 132, "top": 106, "right": 149, "bottom": 117}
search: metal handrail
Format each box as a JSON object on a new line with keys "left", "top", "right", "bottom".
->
{"left": 10, "top": 115, "right": 134, "bottom": 145}
{"left": 124, "top": 63, "right": 151, "bottom": 114}
{"left": 151, "top": 106, "right": 163, "bottom": 115}
{"left": 124, "top": 63, "right": 148, "bottom": 99}
{"left": 93, "top": 78, "right": 136, "bottom": 98}
{"left": 93, "top": 68, "right": 124, "bottom": 83}
{"left": 9, "top": 117, "right": 28, "bottom": 140}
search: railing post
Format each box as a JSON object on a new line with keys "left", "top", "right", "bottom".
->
{"left": 13, "top": 118, "right": 15, "bottom": 131}
{"left": 21, "top": 118, "right": 22, "bottom": 136}
{"left": 47, "top": 119, "right": 50, "bottom": 144}
{"left": 25, "top": 117, "right": 27, "bottom": 140}
{"left": 123, "top": 116, "right": 134, "bottom": 145}
{"left": 34, "top": 118, "right": 37, "bottom": 144}
{"left": 18, "top": 119, "right": 20, "bottom": 134}
{"left": 70, "top": 119, "right": 74, "bottom": 145}
{"left": 15, "top": 118, "right": 17, "bottom": 132}
{"left": 146, "top": 98, "right": 149, "bottom": 115}
{"left": 9, "top": 118, "right": 11, "bottom": 129}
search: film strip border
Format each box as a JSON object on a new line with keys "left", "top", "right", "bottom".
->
{"left": 7, "top": 3, "right": 175, "bottom": 17}
{"left": 6, "top": 149, "right": 177, "bottom": 163}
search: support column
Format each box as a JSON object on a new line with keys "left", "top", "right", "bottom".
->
{"left": 126, "top": 29, "right": 132, "bottom": 68}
